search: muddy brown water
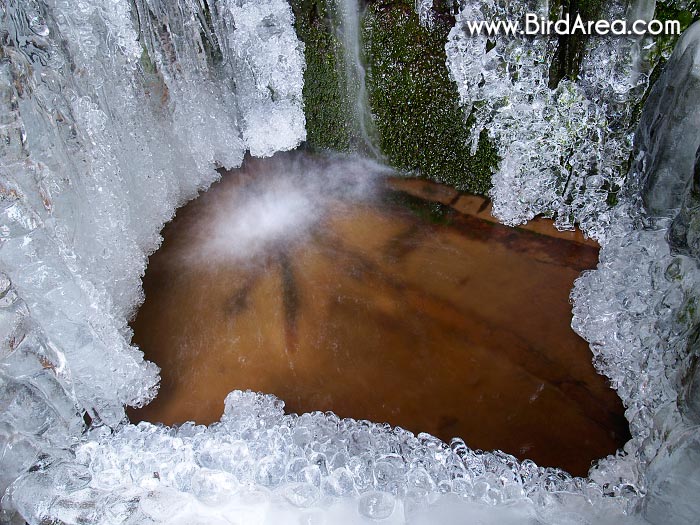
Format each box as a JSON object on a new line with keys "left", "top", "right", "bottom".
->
{"left": 129, "top": 156, "right": 629, "bottom": 477}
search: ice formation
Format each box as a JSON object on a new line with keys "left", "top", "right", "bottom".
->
{"left": 571, "top": 21, "right": 700, "bottom": 523}
{"left": 0, "top": 0, "right": 303, "bottom": 521}
{"left": 446, "top": 0, "right": 657, "bottom": 240}
{"left": 0, "top": 0, "right": 699, "bottom": 522}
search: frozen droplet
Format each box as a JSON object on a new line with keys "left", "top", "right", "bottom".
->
{"left": 358, "top": 491, "right": 396, "bottom": 520}
{"left": 282, "top": 482, "right": 320, "bottom": 508}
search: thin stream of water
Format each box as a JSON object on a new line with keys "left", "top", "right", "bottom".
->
{"left": 333, "top": 0, "right": 381, "bottom": 157}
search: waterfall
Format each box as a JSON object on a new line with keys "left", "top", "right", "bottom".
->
{"left": 331, "top": 0, "right": 381, "bottom": 157}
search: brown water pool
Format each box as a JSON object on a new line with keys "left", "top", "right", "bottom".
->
{"left": 129, "top": 154, "right": 629, "bottom": 477}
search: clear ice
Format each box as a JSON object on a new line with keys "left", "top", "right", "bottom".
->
{"left": 0, "top": 0, "right": 699, "bottom": 523}
{"left": 446, "top": 0, "right": 657, "bottom": 240}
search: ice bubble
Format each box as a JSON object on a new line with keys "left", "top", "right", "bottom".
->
{"left": 357, "top": 490, "right": 396, "bottom": 520}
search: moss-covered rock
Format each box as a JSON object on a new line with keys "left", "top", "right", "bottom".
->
{"left": 363, "top": 0, "right": 498, "bottom": 194}
{"left": 290, "top": 0, "right": 353, "bottom": 151}
{"left": 290, "top": 0, "right": 498, "bottom": 195}
{"left": 290, "top": 0, "right": 700, "bottom": 197}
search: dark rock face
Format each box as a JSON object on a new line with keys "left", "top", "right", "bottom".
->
{"left": 630, "top": 28, "right": 700, "bottom": 217}
{"left": 680, "top": 328, "right": 700, "bottom": 424}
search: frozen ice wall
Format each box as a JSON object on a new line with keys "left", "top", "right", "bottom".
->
{"left": 572, "top": 21, "right": 700, "bottom": 524}
{"left": 206, "top": 0, "right": 307, "bottom": 156}
{"left": 0, "top": 0, "right": 304, "bottom": 520}
{"left": 446, "top": 0, "right": 657, "bottom": 240}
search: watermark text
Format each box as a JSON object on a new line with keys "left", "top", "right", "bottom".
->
{"left": 464, "top": 14, "right": 681, "bottom": 37}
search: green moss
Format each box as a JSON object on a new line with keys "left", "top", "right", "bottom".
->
{"left": 140, "top": 46, "right": 157, "bottom": 75}
{"left": 363, "top": 1, "right": 498, "bottom": 195}
{"left": 288, "top": 0, "right": 497, "bottom": 194}
{"left": 290, "top": 0, "right": 353, "bottom": 152}
{"left": 650, "top": 1, "right": 699, "bottom": 63}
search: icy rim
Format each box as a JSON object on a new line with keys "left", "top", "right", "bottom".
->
{"left": 0, "top": 0, "right": 699, "bottom": 524}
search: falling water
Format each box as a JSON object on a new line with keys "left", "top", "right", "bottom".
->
{"left": 331, "top": 0, "right": 381, "bottom": 157}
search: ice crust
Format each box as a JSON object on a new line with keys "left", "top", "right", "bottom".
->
{"left": 1, "top": 0, "right": 700, "bottom": 523}
{"left": 9, "top": 391, "right": 642, "bottom": 524}
{"left": 446, "top": 0, "right": 657, "bottom": 240}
